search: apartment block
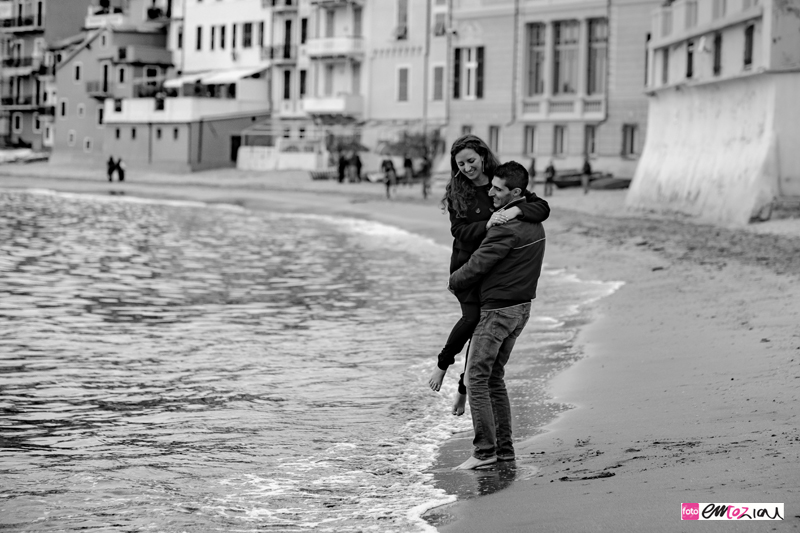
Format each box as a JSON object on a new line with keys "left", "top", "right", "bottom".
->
{"left": 629, "top": 0, "right": 800, "bottom": 224}
{"left": 0, "top": 0, "right": 94, "bottom": 150}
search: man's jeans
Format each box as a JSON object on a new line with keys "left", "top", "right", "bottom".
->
{"left": 466, "top": 303, "right": 531, "bottom": 460}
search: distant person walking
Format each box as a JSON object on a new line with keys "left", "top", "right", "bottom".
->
{"left": 106, "top": 156, "right": 116, "bottom": 182}
{"left": 381, "top": 158, "right": 397, "bottom": 199}
{"left": 544, "top": 160, "right": 555, "bottom": 197}
{"left": 420, "top": 156, "right": 432, "bottom": 199}
{"left": 403, "top": 154, "right": 414, "bottom": 185}
{"left": 337, "top": 152, "right": 348, "bottom": 184}
{"left": 581, "top": 157, "right": 592, "bottom": 195}
{"left": 353, "top": 152, "right": 363, "bottom": 183}
{"left": 527, "top": 158, "right": 536, "bottom": 192}
{"left": 116, "top": 157, "right": 126, "bottom": 182}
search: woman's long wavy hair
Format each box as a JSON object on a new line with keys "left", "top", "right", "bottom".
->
{"left": 440, "top": 134, "right": 501, "bottom": 218}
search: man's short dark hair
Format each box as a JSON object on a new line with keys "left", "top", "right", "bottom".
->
{"left": 494, "top": 161, "right": 529, "bottom": 193}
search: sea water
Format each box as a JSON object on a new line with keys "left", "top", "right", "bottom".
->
{"left": 0, "top": 190, "right": 620, "bottom": 532}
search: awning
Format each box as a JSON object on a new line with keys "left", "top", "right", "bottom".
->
{"left": 163, "top": 71, "right": 209, "bottom": 88}
{"left": 200, "top": 66, "right": 267, "bottom": 85}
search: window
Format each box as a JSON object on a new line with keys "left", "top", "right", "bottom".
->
{"left": 156, "top": 128, "right": 162, "bottom": 139}
{"left": 101, "top": 34, "right": 107, "bottom": 47}
{"left": 83, "top": 138, "right": 92, "bottom": 153}
{"left": 298, "top": 127, "right": 305, "bottom": 139}
{"left": 283, "top": 70, "right": 291, "bottom": 100}
{"left": 174, "top": 128, "right": 179, "bottom": 140}
{"left": 232, "top": 24, "right": 237, "bottom": 49}
{"left": 115, "top": 128, "right": 120, "bottom": 139}
{"left": 524, "top": 125, "right": 536, "bottom": 154}
{"left": 461, "top": 125, "right": 473, "bottom": 135}
{"left": 210, "top": 26, "right": 216, "bottom": 50}
{"left": 68, "top": 130, "right": 76, "bottom": 146}
{"left": 354, "top": 7, "right": 362, "bottom": 37}
{"left": 259, "top": 21, "right": 265, "bottom": 47}
{"left": 526, "top": 23, "right": 545, "bottom": 96}
{"left": 299, "top": 69, "right": 307, "bottom": 97}
{"left": 686, "top": 40, "right": 694, "bottom": 78}
{"left": 453, "top": 46, "right": 484, "bottom": 100}
{"left": 283, "top": 127, "right": 290, "bottom": 138}
{"left": 554, "top": 21, "right": 579, "bottom": 94}
{"left": 300, "top": 18, "right": 308, "bottom": 44}
{"left": 713, "top": 33, "right": 722, "bottom": 76}
{"left": 488, "top": 126, "right": 500, "bottom": 153}
{"left": 712, "top": 0, "right": 727, "bottom": 19}
{"left": 554, "top": 125, "right": 567, "bottom": 155}
{"left": 220, "top": 25, "right": 226, "bottom": 49}
{"left": 585, "top": 125, "right": 596, "bottom": 156}
{"left": 744, "top": 24, "right": 754, "bottom": 69}
{"left": 432, "top": 65, "right": 444, "bottom": 101}
{"left": 398, "top": 66, "right": 409, "bottom": 102}
{"left": 74, "top": 63, "right": 81, "bottom": 82}
{"left": 396, "top": 0, "right": 408, "bottom": 40}
{"left": 622, "top": 124, "right": 638, "bottom": 156}
{"left": 661, "top": 48, "right": 669, "bottom": 85}
{"left": 77, "top": 103, "right": 85, "bottom": 118}
{"left": 114, "top": 99, "right": 122, "bottom": 112}
{"left": 59, "top": 99, "right": 67, "bottom": 118}
{"left": 587, "top": 19, "right": 607, "bottom": 95}
{"left": 33, "top": 113, "right": 41, "bottom": 133}
{"left": 324, "top": 64, "right": 334, "bottom": 96}
{"left": 12, "top": 113, "right": 22, "bottom": 133}
{"left": 118, "top": 66, "right": 126, "bottom": 84}
{"left": 97, "top": 107, "right": 104, "bottom": 126}
{"left": 243, "top": 22, "right": 253, "bottom": 48}
{"left": 433, "top": 13, "right": 446, "bottom": 37}
{"left": 645, "top": 33, "right": 651, "bottom": 85}
{"left": 131, "top": 128, "right": 137, "bottom": 140}
{"left": 196, "top": 26, "right": 203, "bottom": 51}
{"left": 325, "top": 9, "right": 334, "bottom": 38}
{"left": 177, "top": 27, "right": 183, "bottom": 49}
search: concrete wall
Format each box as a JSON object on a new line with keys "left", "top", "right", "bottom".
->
{"left": 626, "top": 74, "right": 781, "bottom": 225}
{"left": 237, "top": 145, "right": 324, "bottom": 170}
{"left": 773, "top": 74, "right": 800, "bottom": 196}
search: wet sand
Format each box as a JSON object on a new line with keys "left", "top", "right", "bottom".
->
{"left": 2, "top": 164, "right": 800, "bottom": 531}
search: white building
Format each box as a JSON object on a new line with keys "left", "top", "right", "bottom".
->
{"left": 628, "top": 0, "right": 800, "bottom": 224}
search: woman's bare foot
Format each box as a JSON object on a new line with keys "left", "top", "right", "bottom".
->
{"left": 452, "top": 392, "right": 467, "bottom": 416}
{"left": 428, "top": 367, "right": 446, "bottom": 392}
{"left": 453, "top": 455, "right": 497, "bottom": 470}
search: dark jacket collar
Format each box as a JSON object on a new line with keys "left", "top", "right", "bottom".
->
{"left": 499, "top": 197, "right": 526, "bottom": 211}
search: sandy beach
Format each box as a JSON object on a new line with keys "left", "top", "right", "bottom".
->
{"left": 2, "top": 163, "right": 799, "bottom": 531}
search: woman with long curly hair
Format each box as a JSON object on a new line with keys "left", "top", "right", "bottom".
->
{"left": 428, "top": 134, "right": 550, "bottom": 415}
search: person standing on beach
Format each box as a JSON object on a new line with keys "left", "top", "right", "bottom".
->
{"left": 116, "top": 157, "right": 126, "bottom": 182}
{"left": 381, "top": 158, "right": 397, "bottom": 199}
{"left": 427, "top": 135, "right": 549, "bottom": 416}
{"left": 107, "top": 156, "right": 117, "bottom": 182}
{"left": 581, "top": 157, "right": 592, "bottom": 195}
{"left": 544, "top": 160, "right": 555, "bottom": 197}
{"left": 448, "top": 161, "right": 546, "bottom": 470}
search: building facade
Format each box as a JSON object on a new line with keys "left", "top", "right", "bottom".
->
{"left": 443, "top": 0, "right": 659, "bottom": 177}
{"left": 628, "top": 0, "right": 800, "bottom": 224}
{"left": 0, "top": 0, "right": 94, "bottom": 150}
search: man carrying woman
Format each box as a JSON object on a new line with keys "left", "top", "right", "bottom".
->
{"left": 427, "top": 135, "right": 549, "bottom": 416}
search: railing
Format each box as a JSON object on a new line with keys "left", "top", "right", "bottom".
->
{"left": 86, "top": 80, "right": 110, "bottom": 95}
{"left": 1, "top": 95, "right": 34, "bottom": 106}
{"left": 0, "top": 15, "right": 40, "bottom": 30}
{"left": 271, "top": 44, "right": 297, "bottom": 61}
{"left": 133, "top": 83, "right": 177, "bottom": 98}
{"left": 271, "top": 0, "right": 298, "bottom": 10}
{"left": 2, "top": 56, "right": 34, "bottom": 68}
{"left": 306, "top": 37, "right": 364, "bottom": 57}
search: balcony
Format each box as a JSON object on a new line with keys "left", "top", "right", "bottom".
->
{"left": 270, "top": 0, "right": 298, "bottom": 13}
{"left": 115, "top": 45, "right": 173, "bottom": 66}
{"left": 84, "top": 6, "right": 125, "bottom": 29}
{"left": 0, "top": 56, "right": 37, "bottom": 77}
{"left": 303, "top": 94, "right": 363, "bottom": 116}
{"left": 1, "top": 95, "right": 36, "bottom": 109}
{"left": 306, "top": 37, "right": 364, "bottom": 59}
{"left": 276, "top": 99, "right": 307, "bottom": 118}
{"left": 309, "top": 0, "right": 363, "bottom": 6}
{"left": 86, "top": 80, "right": 113, "bottom": 98}
{"left": 0, "top": 15, "right": 43, "bottom": 32}
{"left": 267, "top": 44, "right": 298, "bottom": 64}
{"left": 104, "top": 96, "right": 271, "bottom": 124}
{"left": 520, "top": 96, "right": 606, "bottom": 121}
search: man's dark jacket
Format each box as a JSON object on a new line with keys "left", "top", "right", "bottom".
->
{"left": 449, "top": 198, "right": 546, "bottom": 310}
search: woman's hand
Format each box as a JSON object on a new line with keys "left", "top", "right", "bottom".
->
{"left": 487, "top": 210, "right": 509, "bottom": 228}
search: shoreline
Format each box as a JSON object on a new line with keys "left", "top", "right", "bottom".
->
{"left": 2, "top": 167, "right": 800, "bottom": 531}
